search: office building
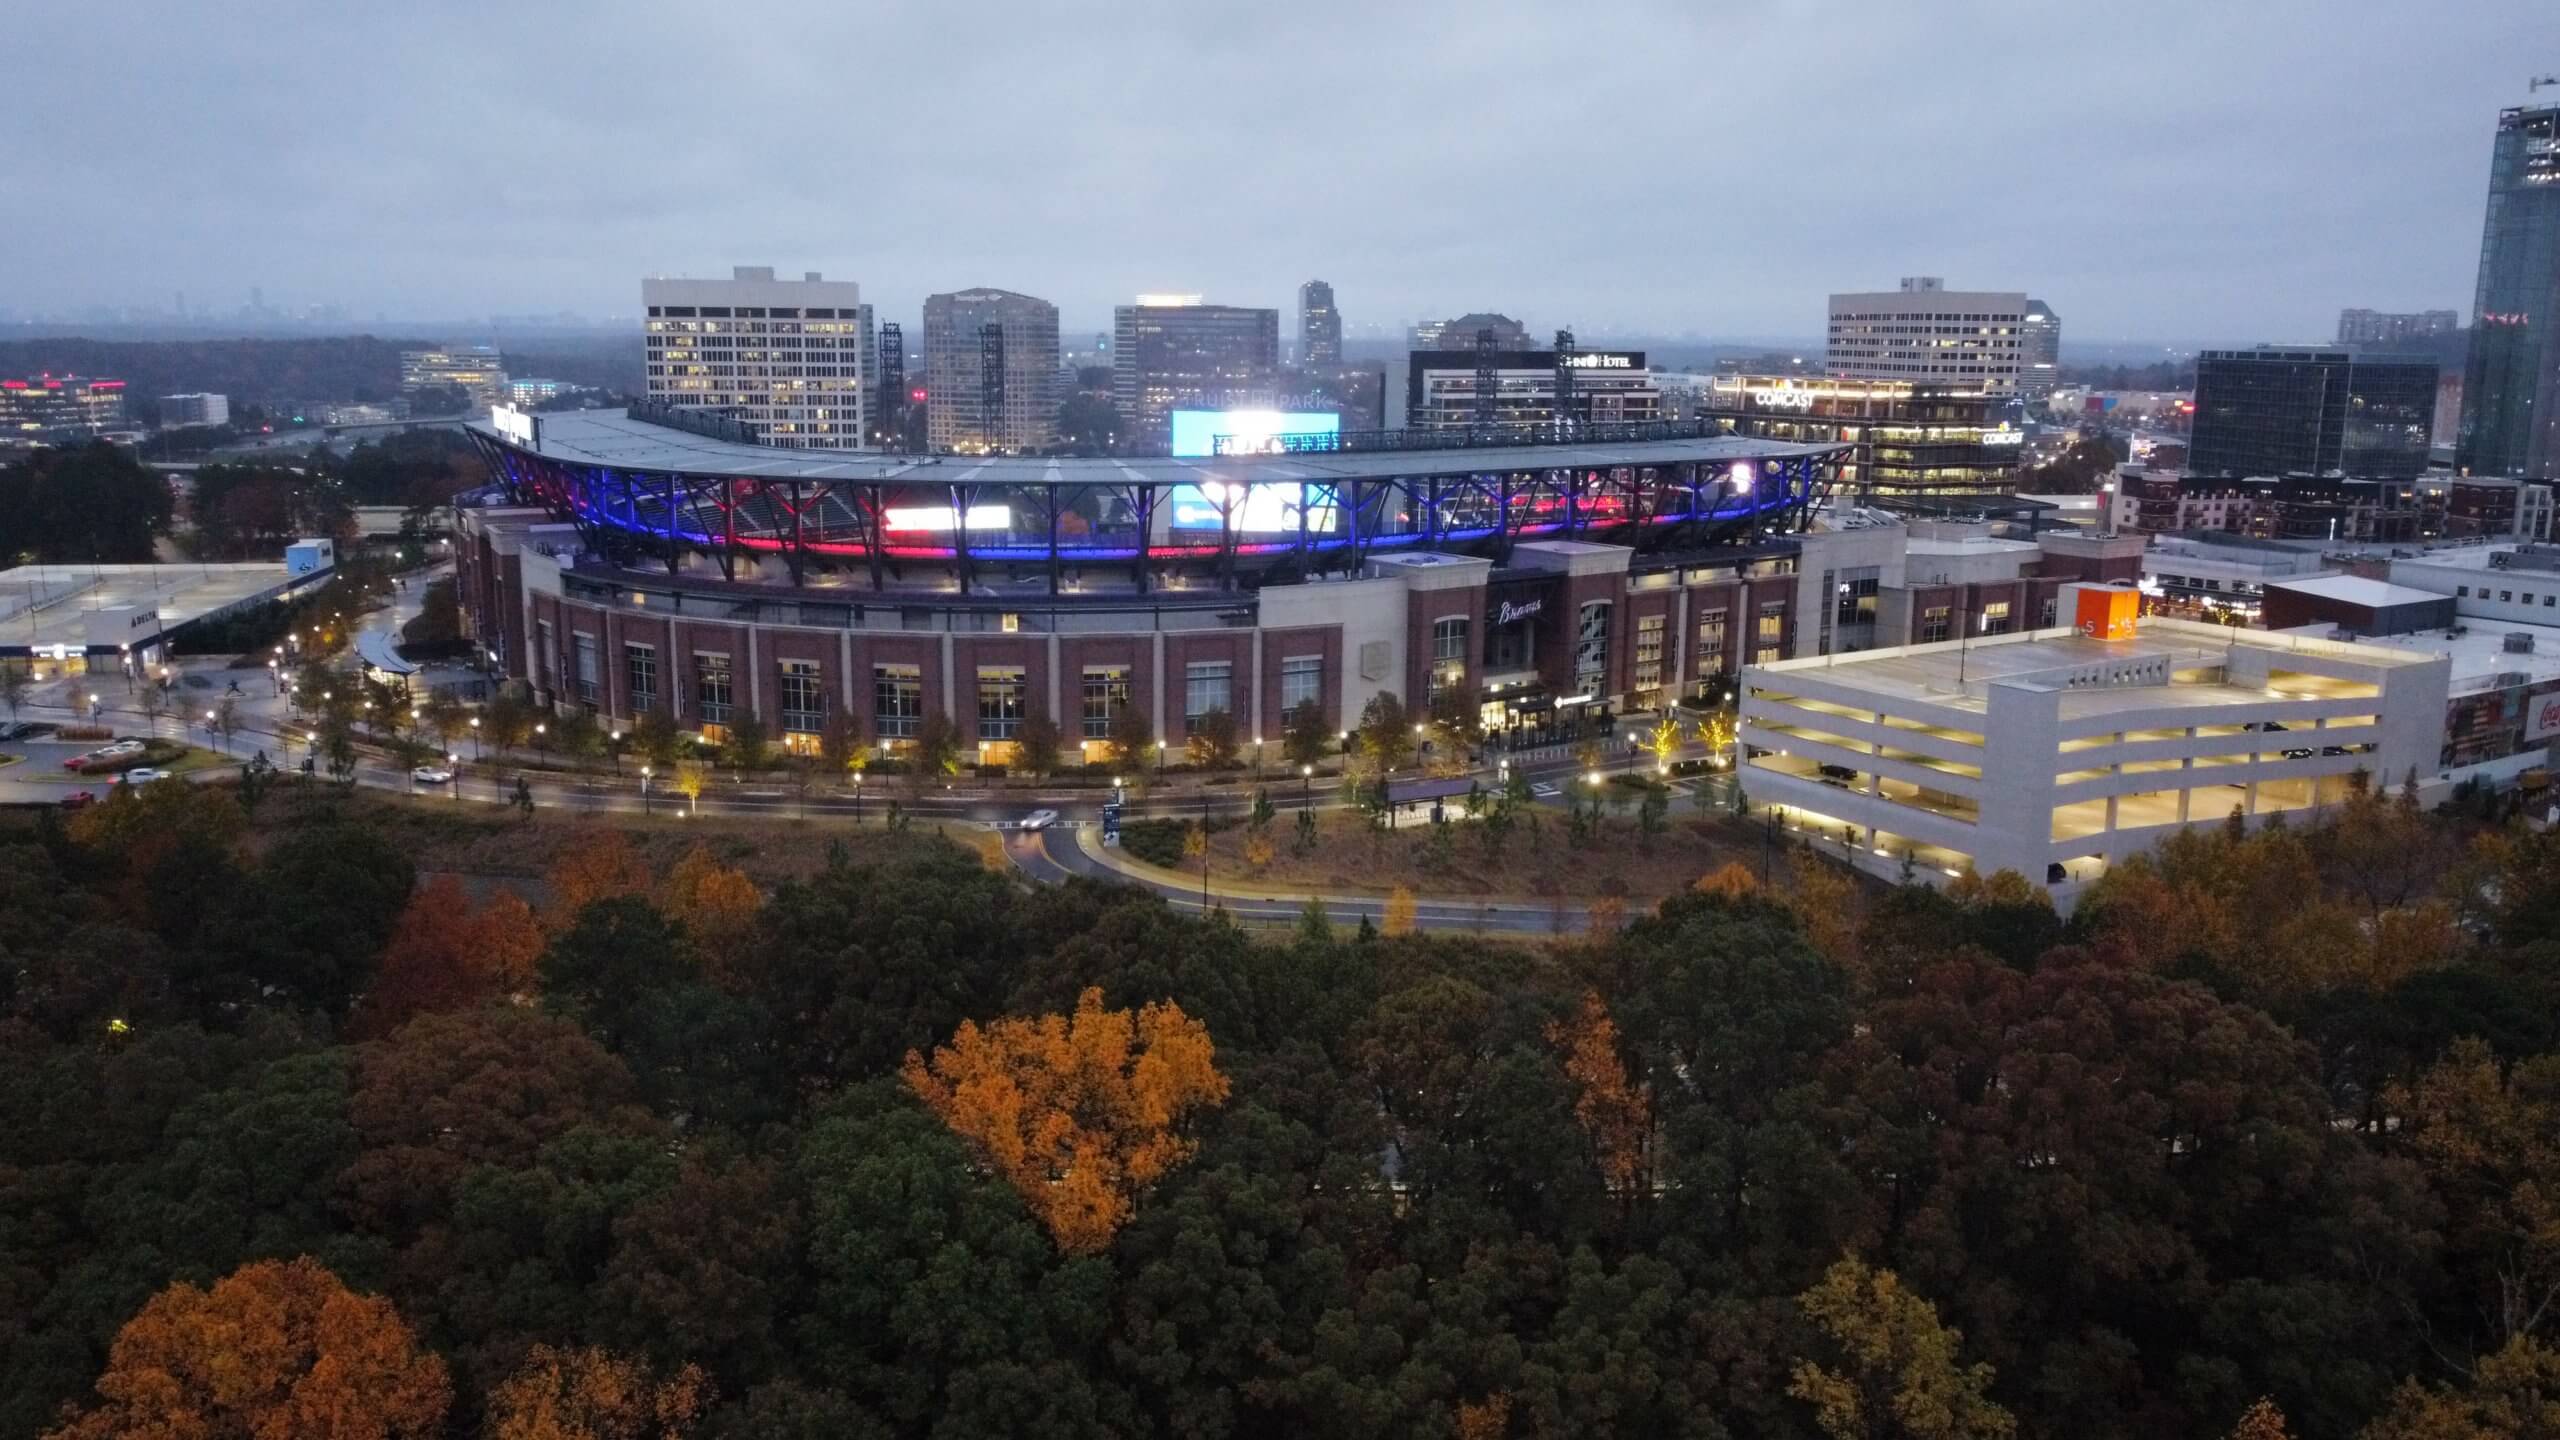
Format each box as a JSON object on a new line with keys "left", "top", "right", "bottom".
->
{"left": 2188, "top": 347, "right": 2437, "bottom": 482}
{"left": 1, "top": 375, "right": 127, "bottom": 437}
{"left": 1405, "top": 348, "right": 1661, "bottom": 433}
{"left": 1827, "top": 278, "right": 2028, "bottom": 395}
{"left": 504, "top": 378, "right": 565, "bottom": 408}
{"left": 156, "top": 392, "right": 230, "bottom": 429}
{"left": 1298, "top": 280, "right": 1342, "bottom": 367}
{"left": 2338, "top": 308, "right": 2461, "bottom": 346}
{"left": 642, "top": 266, "right": 867, "bottom": 450}
{"left": 2019, "top": 300, "right": 2060, "bottom": 402}
{"left": 1111, "top": 296, "right": 1280, "bottom": 452}
{"left": 1740, "top": 593, "right": 2448, "bottom": 900}
{"left": 399, "top": 346, "right": 509, "bottom": 409}
{"left": 1410, "top": 312, "right": 1531, "bottom": 352}
{"left": 923, "top": 288, "right": 1060, "bottom": 454}
{"left": 2458, "top": 103, "right": 2560, "bottom": 480}
{"left": 1703, "top": 375, "right": 2020, "bottom": 497}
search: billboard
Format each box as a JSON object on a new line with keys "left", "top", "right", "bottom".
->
{"left": 1167, "top": 479, "right": 1339, "bottom": 533}
{"left": 2527, "top": 689, "right": 2560, "bottom": 744}
{"left": 1169, "top": 408, "right": 1340, "bottom": 458}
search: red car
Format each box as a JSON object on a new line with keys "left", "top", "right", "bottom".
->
{"left": 59, "top": 790, "right": 95, "bottom": 810}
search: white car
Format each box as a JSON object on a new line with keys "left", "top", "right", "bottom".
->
{"left": 114, "top": 767, "right": 168, "bottom": 785}
{"left": 1020, "top": 808, "right": 1059, "bottom": 831}
{"left": 410, "top": 765, "right": 455, "bottom": 785}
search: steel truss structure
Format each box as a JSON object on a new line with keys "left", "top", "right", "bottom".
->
{"left": 468, "top": 423, "right": 1846, "bottom": 597}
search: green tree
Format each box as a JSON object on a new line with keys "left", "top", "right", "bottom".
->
{"left": 1107, "top": 703, "right": 1155, "bottom": 772}
{"left": 1357, "top": 690, "right": 1415, "bottom": 773}
{"left": 914, "top": 709, "right": 963, "bottom": 778}
{"left": 1282, "top": 697, "right": 1331, "bottom": 772}
{"left": 1186, "top": 706, "right": 1241, "bottom": 769}
{"left": 1014, "top": 707, "right": 1063, "bottom": 778}
{"left": 634, "top": 703, "right": 684, "bottom": 767}
{"left": 723, "top": 706, "right": 771, "bottom": 773}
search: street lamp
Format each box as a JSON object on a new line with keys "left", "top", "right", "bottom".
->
{"left": 1154, "top": 738, "right": 1165, "bottom": 774}
{"left": 609, "top": 729, "right": 623, "bottom": 775}
{"left": 469, "top": 715, "right": 482, "bottom": 759}
{"left": 640, "top": 764, "right": 653, "bottom": 814}
{"left": 1300, "top": 763, "right": 1312, "bottom": 808}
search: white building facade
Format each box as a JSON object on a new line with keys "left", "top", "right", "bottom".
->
{"left": 1827, "top": 277, "right": 2028, "bottom": 396}
{"left": 642, "top": 266, "right": 867, "bottom": 450}
{"left": 1739, "top": 599, "right": 2449, "bottom": 902}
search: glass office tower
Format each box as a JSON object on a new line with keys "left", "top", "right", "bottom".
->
{"left": 2458, "top": 103, "right": 2560, "bottom": 480}
{"left": 2189, "top": 347, "right": 2437, "bottom": 481}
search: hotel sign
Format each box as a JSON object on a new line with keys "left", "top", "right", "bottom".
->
{"left": 1559, "top": 353, "right": 1636, "bottom": 369}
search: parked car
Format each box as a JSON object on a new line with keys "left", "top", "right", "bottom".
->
{"left": 64, "top": 740, "right": 147, "bottom": 771}
{"left": 114, "top": 768, "right": 168, "bottom": 785}
{"left": 410, "top": 764, "right": 455, "bottom": 785}
{"left": 58, "top": 790, "right": 95, "bottom": 810}
{"left": 1020, "top": 808, "right": 1059, "bottom": 831}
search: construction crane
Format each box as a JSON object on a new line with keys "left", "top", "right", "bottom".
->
{"left": 2532, "top": 74, "right": 2560, "bottom": 94}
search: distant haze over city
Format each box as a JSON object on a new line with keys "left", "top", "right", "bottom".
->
{"left": 3, "top": 2, "right": 2552, "bottom": 344}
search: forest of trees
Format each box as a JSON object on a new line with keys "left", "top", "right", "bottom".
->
{"left": 4, "top": 777, "right": 2560, "bottom": 1438}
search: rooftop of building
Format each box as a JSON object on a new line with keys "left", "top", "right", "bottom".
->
{"left": 2306, "top": 618, "right": 2560, "bottom": 694}
{"left": 471, "top": 408, "right": 1846, "bottom": 486}
{"left": 2266, "top": 574, "right": 2449, "bottom": 608}
{"left": 0, "top": 559, "right": 320, "bottom": 656}
{"left": 1750, "top": 616, "right": 2436, "bottom": 716}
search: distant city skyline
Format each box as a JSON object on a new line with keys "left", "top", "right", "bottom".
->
{"left": 2, "top": 3, "right": 2551, "bottom": 342}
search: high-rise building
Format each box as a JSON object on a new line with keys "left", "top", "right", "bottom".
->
{"left": 1827, "top": 278, "right": 2027, "bottom": 395}
{"left": 1405, "top": 348, "right": 1660, "bottom": 432}
{"left": 875, "top": 322, "right": 908, "bottom": 449}
{"left": 2189, "top": 347, "right": 2438, "bottom": 481}
{"left": 1409, "top": 312, "right": 1530, "bottom": 352}
{"left": 2458, "top": 103, "right": 2560, "bottom": 480}
{"left": 1, "top": 375, "right": 126, "bottom": 437}
{"left": 400, "top": 346, "right": 509, "bottom": 409}
{"left": 1298, "top": 280, "right": 1342, "bottom": 367}
{"left": 923, "top": 288, "right": 1060, "bottom": 454}
{"left": 1111, "top": 296, "right": 1280, "bottom": 452}
{"left": 1703, "top": 375, "right": 2021, "bottom": 497}
{"left": 2019, "top": 300, "right": 2060, "bottom": 402}
{"left": 2337, "top": 308, "right": 2461, "bottom": 346}
{"left": 642, "top": 266, "right": 867, "bottom": 450}
{"left": 157, "top": 392, "right": 230, "bottom": 429}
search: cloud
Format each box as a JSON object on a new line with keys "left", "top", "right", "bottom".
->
{"left": 1, "top": 0, "right": 2549, "bottom": 340}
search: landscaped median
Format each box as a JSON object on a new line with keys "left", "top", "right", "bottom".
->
{"left": 1104, "top": 797, "right": 1809, "bottom": 912}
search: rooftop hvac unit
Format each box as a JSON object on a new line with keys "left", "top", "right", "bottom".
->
{"left": 2509, "top": 632, "right": 2539, "bottom": 654}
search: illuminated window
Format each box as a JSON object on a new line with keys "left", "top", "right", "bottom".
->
{"left": 874, "top": 664, "right": 921, "bottom": 738}
{"left": 780, "top": 660, "right": 823, "bottom": 735}
{"left": 1632, "top": 614, "right": 1665, "bottom": 703}
{"left": 1185, "top": 662, "right": 1232, "bottom": 724}
{"left": 1082, "top": 666, "right": 1130, "bottom": 739}
{"left": 694, "top": 653, "right": 732, "bottom": 724}
{"left": 1280, "top": 655, "right": 1322, "bottom": 713}
{"left": 977, "top": 666, "right": 1025, "bottom": 740}
{"left": 625, "top": 643, "right": 657, "bottom": 713}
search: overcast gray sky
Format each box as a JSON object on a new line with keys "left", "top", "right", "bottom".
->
{"left": 5, "top": 0, "right": 2553, "bottom": 342}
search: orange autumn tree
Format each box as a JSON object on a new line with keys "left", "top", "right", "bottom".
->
{"left": 664, "top": 845, "right": 762, "bottom": 983}
{"left": 544, "top": 829, "right": 654, "bottom": 931}
{"left": 46, "top": 1256, "right": 449, "bottom": 1440}
{"left": 485, "top": 1344, "right": 712, "bottom": 1440}
{"left": 354, "top": 876, "right": 546, "bottom": 1037}
{"left": 1695, "top": 861, "right": 1760, "bottom": 899}
{"left": 1548, "top": 990, "right": 1650, "bottom": 1190}
{"left": 902, "top": 986, "right": 1232, "bottom": 1254}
